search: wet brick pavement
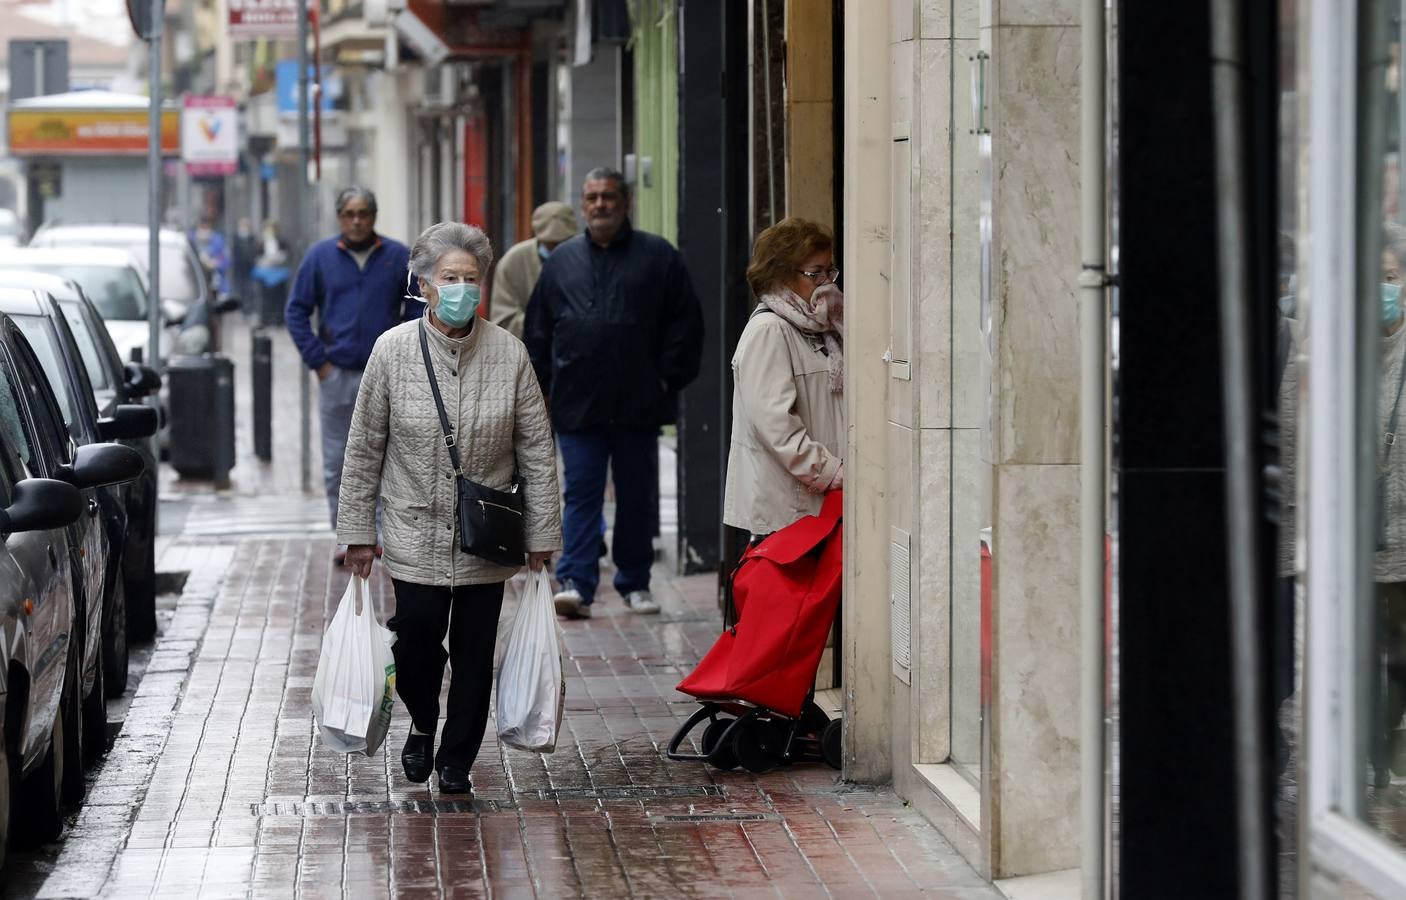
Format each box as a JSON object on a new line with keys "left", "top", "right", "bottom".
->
{"left": 31, "top": 534, "right": 998, "bottom": 898}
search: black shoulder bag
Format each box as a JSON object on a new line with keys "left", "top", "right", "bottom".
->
{"left": 418, "top": 322, "right": 526, "bottom": 568}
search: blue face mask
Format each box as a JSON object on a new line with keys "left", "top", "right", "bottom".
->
{"left": 537, "top": 243, "right": 551, "bottom": 261}
{"left": 434, "top": 282, "right": 481, "bottom": 327}
{"left": 1385, "top": 282, "right": 1402, "bottom": 327}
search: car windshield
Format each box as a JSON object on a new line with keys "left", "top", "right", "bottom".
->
{"left": 0, "top": 263, "right": 147, "bottom": 321}
{"left": 10, "top": 317, "right": 74, "bottom": 430}
{"left": 57, "top": 301, "right": 109, "bottom": 392}
{"left": 39, "top": 236, "right": 200, "bottom": 303}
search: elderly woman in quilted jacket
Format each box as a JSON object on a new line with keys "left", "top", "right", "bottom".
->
{"left": 337, "top": 222, "right": 561, "bottom": 795}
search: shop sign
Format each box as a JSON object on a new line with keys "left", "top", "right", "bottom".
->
{"left": 182, "top": 95, "right": 238, "bottom": 176}
{"left": 6, "top": 108, "right": 180, "bottom": 157}
{"left": 228, "top": 0, "right": 302, "bottom": 38}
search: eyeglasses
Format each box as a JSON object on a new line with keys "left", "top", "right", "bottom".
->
{"left": 338, "top": 209, "right": 374, "bottom": 221}
{"left": 796, "top": 267, "right": 840, "bottom": 284}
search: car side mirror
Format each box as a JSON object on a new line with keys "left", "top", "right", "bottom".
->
{"left": 161, "top": 299, "right": 188, "bottom": 326}
{"left": 98, "top": 404, "right": 158, "bottom": 441}
{"left": 123, "top": 362, "right": 161, "bottom": 397}
{"left": 54, "top": 443, "right": 144, "bottom": 490}
{"left": 0, "top": 478, "right": 82, "bottom": 533}
{"left": 214, "top": 296, "right": 241, "bottom": 315}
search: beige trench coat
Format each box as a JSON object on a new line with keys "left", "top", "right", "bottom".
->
{"left": 336, "top": 313, "right": 562, "bottom": 586}
{"left": 487, "top": 237, "right": 543, "bottom": 340}
{"left": 723, "top": 309, "right": 844, "bottom": 535}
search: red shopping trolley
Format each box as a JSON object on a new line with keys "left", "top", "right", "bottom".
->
{"left": 666, "top": 491, "right": 844, "bottom": 773}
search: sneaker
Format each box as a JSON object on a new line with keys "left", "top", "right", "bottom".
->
{"left": 623, "top": 590, "right": 660, "bottom": 615}
{"left": 554, "top": 581, "right": 589, "bottom": 619}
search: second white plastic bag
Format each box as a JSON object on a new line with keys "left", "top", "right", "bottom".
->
{"left": 496, "top": 567, "right": 566, "bottom": 752}
{"left": 311, "top": 576, "right": 397, "bottom": 755}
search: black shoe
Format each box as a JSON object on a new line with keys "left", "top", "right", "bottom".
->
{"left": 401, "top": 733, "right": 434, "bottom": 783}
{"left": 437, "top": 765, "right": 472, "bottom": 794}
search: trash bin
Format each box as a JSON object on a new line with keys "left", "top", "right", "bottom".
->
{"left": 167, "top": 354, "right": 236, "bottom": 487}
{"left": 252, "top": 331, "right": 272, "bottom": 461}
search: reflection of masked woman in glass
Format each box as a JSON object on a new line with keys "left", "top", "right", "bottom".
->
{"left": 1373, "top": 223, "right": 1406, "bottom": 794}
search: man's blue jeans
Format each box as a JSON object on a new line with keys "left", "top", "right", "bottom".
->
{"left": 556, "top": 426, "right": 658, "bottom": 605}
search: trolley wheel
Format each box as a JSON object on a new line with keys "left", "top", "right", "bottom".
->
{"left": 702, "top": 718, "right": 739, "bottom": 771}
{"left": 821, "top": 718, "right": 842, "bottom": 770}
{"left": 732, "top": 718, "right": 785, "bottom": 774}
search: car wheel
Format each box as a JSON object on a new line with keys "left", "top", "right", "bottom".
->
{"left": 60, "top": 647, "right": 84, "bottom": 807}
{"left": 82, "top": 643, "right": 108, "bottom": 764}
{"left": 18, "top": 687, "right": 66, "bottom": 843}
{"left": 127, "top": 536, "right": 156, "bottom": 640}
{"left": 103, "top": 575, "right": 129, "bottom": 697}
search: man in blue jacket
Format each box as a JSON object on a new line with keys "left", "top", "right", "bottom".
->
{"left": 286, "top": 186, "right": 420, "bottom": 558}
{"left": 524, "top": 167, "right": 704, "bottom": 619}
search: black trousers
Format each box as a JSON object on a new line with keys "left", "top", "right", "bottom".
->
{"left": 388, "top": 579, "right": 505, "bottom": 771}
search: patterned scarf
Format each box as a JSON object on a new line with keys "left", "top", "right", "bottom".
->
{"left": 759, "top": 283, "right": 845, "bottom": 392}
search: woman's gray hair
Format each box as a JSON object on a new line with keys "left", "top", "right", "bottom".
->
{"left": 335, "top": 186, "right": 377, "bottom": 215}
{"left": 409, "top": 222, "right": 495, "bottom": 280}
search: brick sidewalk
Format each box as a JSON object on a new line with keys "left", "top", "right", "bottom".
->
{"left": 35, "top": 535, "right": 997, "bottom": 898}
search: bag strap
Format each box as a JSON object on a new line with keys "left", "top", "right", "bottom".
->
{"left": 419, "top": 321, "right": 465, "bottom": 478}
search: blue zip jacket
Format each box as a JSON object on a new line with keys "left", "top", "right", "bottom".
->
{"left": 285, "top": 234, "right": 422, "bottom": 371}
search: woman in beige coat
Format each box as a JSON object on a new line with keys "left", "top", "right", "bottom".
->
{"left": 723, "top": 217, "right": 844, "bottom": 536}
{"left": 338, "top": 222, "right": 561, "bottom": 794}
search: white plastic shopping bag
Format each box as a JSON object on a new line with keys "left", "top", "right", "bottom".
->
{"left": 496, "top": 567, "right": 566, "bottom": 752}
{"left": 312, "top": 576, "right": 397, "bottom": 755}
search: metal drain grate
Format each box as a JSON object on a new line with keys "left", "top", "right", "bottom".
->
{"left": 649, "top": 813, "right": 779, "bottom": 824}
{"left": 251, "top": 799, "right": 504, "bottom": 817}
{"left": 514, "top": 785, "right": 725, "bottom": 801}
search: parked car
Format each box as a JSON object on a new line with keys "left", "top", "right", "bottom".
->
{"left": 0, "top": 284, "right": 156, "bottom": 722}
{"left": 0, "top": 313, "right": 141, "bottom": 856}
{"left": 0, "top": 272, "right": 162, "bottom": 643}
{"left": 29, "top": 224, "right": 211, "bottom": 317}
{"left": 28, "top": 225, "right": 239, "bottom": 353}
{"left": 0, "top": 247, "right": 181, "bottom": 368}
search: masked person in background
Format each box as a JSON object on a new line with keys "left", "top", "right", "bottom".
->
{"left": 337, "top": 221, "right": 561, "bottom": 794}
{"left": 286, "top": 187, "right": 421, "bottom": 560}
{"left": 490, "top": 202, "right": 577, "bottom": 339}
{"left": 723, "top": 217, "right": 845, "bottom": 540}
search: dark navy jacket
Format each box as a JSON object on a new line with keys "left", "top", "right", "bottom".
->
{"left": 524, "top": 221, "right": 704, "bottom": 432}
{"left": 285, "top": 234, "right": 421, "bottom": 371}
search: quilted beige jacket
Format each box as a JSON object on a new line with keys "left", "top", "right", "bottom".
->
{"left": 336, "top": 313, "right": 562, "bottom": 586}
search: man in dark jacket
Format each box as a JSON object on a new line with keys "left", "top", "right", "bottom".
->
{"left": 286, "top": 186, "right": 421, "bottom": 553}
{"left": 525, "top": 167, "right": 704, "bottom": 618}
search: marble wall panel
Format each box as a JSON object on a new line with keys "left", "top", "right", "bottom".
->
{"left": 892, "top": 0, "right": 916, "bottom": 43}
{"left": 889, "top": 420, "right": 915, "bottom": 535}
{"left": 951, "top": 36, "right": 985, "bottom": 431}
{"left": 921, "top": 0, "right": 980, "bottom": 38}
{"left": 891, "top": 39, "right": 915, "bottom": 139}
{"left": 950, "top": 425, "right": 986, "bottom": 770}
{"left": 916, "top": 426, "right": 954, "bottom": 763}
{"left": 988, "top": 462, "right": 1080, "bottom": 876}
{"left": 994, "top": 0, "right": 1077, "bottom": 27}
{"left": 843, "top": 0, "right": 896, "bottom": 783}
{"left": 915, "top": 37, "right": 953, "bottom": 431}
{"left": 992, "top": 24, "right": 1081, "bottom": 466}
